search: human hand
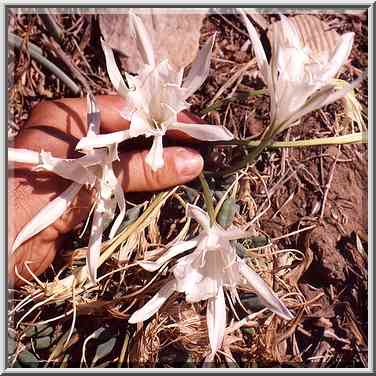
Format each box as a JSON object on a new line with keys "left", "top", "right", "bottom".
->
{"left": 9, "top": 95, "right": 204, "bottom": 287}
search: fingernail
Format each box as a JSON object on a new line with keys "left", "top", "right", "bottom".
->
{"left": 175, "top": 149, "right": 203, "bottom": 177}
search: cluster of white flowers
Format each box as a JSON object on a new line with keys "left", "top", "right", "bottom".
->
{"left": 9, "top": 9, "right": 362, "bottom": 360}
{"left": 238, "top": 9, "right": 361, "bottom": 136}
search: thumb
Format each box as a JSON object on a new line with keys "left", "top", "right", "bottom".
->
{"left": 116, "top": 146, "right": 204, "bottom": 192}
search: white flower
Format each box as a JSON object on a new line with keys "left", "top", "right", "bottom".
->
{"left": 93, "top": 11, "right": 233, "bottom": 172}
{"left": 9, "top": 95, "right": 127, "bottom": 284}
{"left": 128, "top": 204, "right": 293, "bottom": 359}
{"left": 239, "top": 10, "right": 362, "bottom": 134}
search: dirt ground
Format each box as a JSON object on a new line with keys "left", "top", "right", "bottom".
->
{"left": 8, "top": 9, "right": 368, "bottom": 368}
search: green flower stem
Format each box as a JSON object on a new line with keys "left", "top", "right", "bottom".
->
{"left": 221, "top": 125, "right": 276, "bottom": 176}
{"left": 209, "top": 132, "right": 367, "bottom": 149}
{"left": 8, "top": 32, "right": 80, "bottom": 95}
{"left": 212, "top": 131, "right": 367, "bottom": 177}
{"left": 198, "top": 173, "right": 216, "bottom": 225}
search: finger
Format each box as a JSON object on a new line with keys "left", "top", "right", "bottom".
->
{"left": 21, "top": 96, "right": 203, "bottom": 157}
{"left": 115, "top": 146, "right": 203, "bottom": 192}
{"left": 25, "top": 95, "right": 129, "bottom": 136}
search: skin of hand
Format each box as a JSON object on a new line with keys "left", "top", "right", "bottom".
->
{"left": 9, "top": 95, "right": 204, "bottom": 287}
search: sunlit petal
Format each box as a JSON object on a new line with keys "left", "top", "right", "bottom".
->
{"left": 8, "top": 148, "right": 41, "bottom": 165}
{"left": 239, "top": 9, "right": 272, "bottom": 88}
{"left": 76, "top": 130, "right": 130, "bottom": 150}
{"left": 167, "top": 122, "right": 233, "bottom": 141}
{"left": 139, "top": 239, "right": 199, "bottom": 272}
{"left": 101, "top": 38, "right": 131, "bottom": 99}
{"left": 109, "top": 181, "right": 126, "bottom": 239}
{"left": 239, "top": 261, "right": 293, "bottom": 320}
{"left": 129, "top": 10, "right": 155, "bottom": 67}
{"left": 183, "top": 34, "right": 215, "bottom": 98}
{"left": 321, "top": 33, "right": 354, "bottom": 83}
{"left": 129, "top": 111, "right": 154, "bottom": 138}
{"left": 87, "top": 203, "right": 105, "bottom": 284}
{"left": 282, "top": 75, "right": 364, "bottom": 131}
{"left": 186, "top": 204, "right": 211, "bottom": 232}
{"left": 128, "top": 280, "right": 176, "bottom": 323}
{"left": 12, "top": 182, "right": 82, "bottom": 254}
{"left": 86, "top": 93, "right": 101, "bottom": 136}
{"left": 145, "top": 135, "right": 164, "bottom": 172}
{"left": 219, "top": 227, "right": 254, "bottom": 241}
{"left": 279, "top": 15, "right": 302, "bottom": 48}
{"left": 206, "top": 287, "right": 226, "bottom": 357}
{"left": 36, "top": 151, "right": 96, "bottom": 186}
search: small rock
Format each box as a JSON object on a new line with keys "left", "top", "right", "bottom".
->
{"left": 99, "top": 9, "right": 208, "bottom": 73}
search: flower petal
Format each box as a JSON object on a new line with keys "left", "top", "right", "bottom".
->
{"left": 206, "top": 287, "right": 226, "bottom": 358}
{"left": 76, "top": 130, "right": 130, "bottom": 150}
{"left": 186, "top": 204, "right": 211, "bottom": 232}
{"left": 87, "top": 203, "right": 105, "bottom": 284}
{"left": 239, "top": 9, "right": 272, "bottom": 89}
{"left": 145, "top": 135, "right": 164, "bottom": 172}
{"left": 167, "top": 122, "right": 233, "bottom": 141}
{"left": 101, "top": 38, "right": 131, "bottom": 99}
{"left": 12, "top": 182, "right": 82, "bottom": 254}
{"left": 109, "top": 181, "right": 126, "bottom": 239}
{"left": 182, "top": 34, "right": 215, "bottom": 98}
{"left": 129, "top": 10, "right": 155, "bottom": 67}
{"left": 128, "top": 279, "right": 176, "bottom": 323}
{"left": 282, "top": 74, "right": 364, "bottom": 131}
{"left": 239, "top": 262, "right": 293, "bottom": 320}
{"left": 279, "top": 14, "right": 302, "bottom": 48}
{"left": 86, "top": 93, "right": 100, "bottom": 136}
{"left": 36, "top": 151, "right": 96, "bottom": 186}
{"left": 8, "top": 148, "right": 41, "bottom": 165}
{"left": 321, "top": 32, "right": 354, "bottom": 83}
{"left": 129, "top": 111, "right": 154, "bottom": 138}
{"left": 220, "top": 227, "right": 254, "bottom": 241}
{"left": 139, "top": 239, "right": 199, "bottom": 272}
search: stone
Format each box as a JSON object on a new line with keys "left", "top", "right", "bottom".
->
{"left": 99, "top": 8, "right": 208, "bottom": 74}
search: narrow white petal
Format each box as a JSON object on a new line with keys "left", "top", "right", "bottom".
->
{"left": 139, "top": 239, "right": 199, "bottom": 272}
{"left": 206, "top": 287, "right": 226, "bottom": 357}
{"left": 101, "top": 38, "right": 130, "bottom": 99}
{"left": 167, "top": 122, "right": 233, "bottom": 141}
{"left": 321, "top": 33, "right": 354, "bottom": 82}
{"left": 36, "top": 151, "right": 96, "bottom": 186}
{"left": 145, "top": 135, "right": 164, "bottom": 172}
{"left": 86, "top": 93, "right": 100, "bottom": 136}
{"left": 129, "top": 11, "right": 155, "bottom": 67}
{"left": 129, "top": 111, "right": 154, "bottom": 138}
{"left": 279, "top": 14, "right": 302, "bottom": 48}
{"left": 221, "top": 227, "right": 254, "bottom": 241}
{"left": 77, "top": 149, "right": 107, "bottom": 167}
{"left": 8, "top": 148, "right": 40, "bottom": 165}
{"left": 183, "top": 34, "right": 215, "bottom": 98}
{"left": 239, "top": 9, "right": 272, "bottom": 88}
{"left": 186, "top": 204, "right": 211, "bottom": 232}
{"left": 128, "top": 280, "right": 176, "bottom": 323}
{"left": 76, "top": 130, "right": 130, "bottom": 150}
{"left": 87, "top": 203, "right": 105, "bottom": 284}
{"left": 12, "top": 182, "right": 82, "bottom": 254}
{"left": 109, "top": 181, "right": 126, "bottom": 239}
{"left": 239, "top": 262, "right": 293, "bottom": 320}
{"left": 282, "top": 75, "right": 364, "bottom": 131}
